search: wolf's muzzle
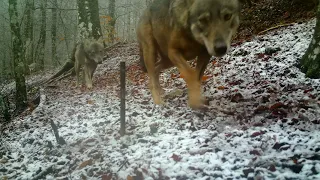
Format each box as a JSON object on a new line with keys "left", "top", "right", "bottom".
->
{"left": 214, "top": 40, "right": 227, "bottom": 57}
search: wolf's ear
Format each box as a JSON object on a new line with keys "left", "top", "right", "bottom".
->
{"left": 97, "top": 36, "right": 104, "bottom": 44}
{"left": 83, "top": 39, "right": 91, "bottom": 46}
{"left": 170, "top": 0, "right": 195, "bottom": 28}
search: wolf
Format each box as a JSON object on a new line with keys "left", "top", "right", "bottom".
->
{"left": 43, "top": 37, "right": 106, "bottom": 87}
{"left": 74, "top": 37, "right": 104, "bottom": 89}
{"left": 137, "top": 0, "right": 241, "bottom": 109}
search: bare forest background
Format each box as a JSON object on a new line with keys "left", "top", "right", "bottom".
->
{"left": 0, "top": 0, "right": 152, "bottom": 84}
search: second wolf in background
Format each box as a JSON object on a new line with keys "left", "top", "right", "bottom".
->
{"left": 74, "top": 37, "right": 104, "bottom": 89}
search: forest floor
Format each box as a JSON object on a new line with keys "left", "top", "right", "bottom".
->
{"left": 1, "top": 16, "right": 320, "bottom": 180}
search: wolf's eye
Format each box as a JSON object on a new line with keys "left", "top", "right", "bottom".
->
{"left": 198, "top": 13, "right": 210, "bottom": 25}
{"left": 224, "top": 14, "right": 232, "bottom": 21}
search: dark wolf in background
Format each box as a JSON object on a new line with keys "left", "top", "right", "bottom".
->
{"left": 137, "top": 0, "right": 241, "bottom": 109}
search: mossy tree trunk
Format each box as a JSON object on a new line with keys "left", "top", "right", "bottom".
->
{"left": 300, "top": 3, "right": 320, "bottom": 78}
{"left": 77, "top": 0, "right": 103, "bottom": 41}
{"left": 108, "top": 0, "right": 116, "bottom": 42}
{"left": 37, "top": 0, "right": 47, "bottom": 71}
{"left": 77, "top": 0, "right": 90, "bottom": 39}
{"left": 88, "top": 0, "right": 103, "bottom": 41}
{"left": 0, "top": 93, "right": 11, "bottom": 123}
{"left": 8, "top": 0, "right": 27, "bottom": 111}
{"left": 24, "top": 0, "right": 34, "bottom": 74}
{"left": 51, "top": 0, "right": 58, "bottom": 66}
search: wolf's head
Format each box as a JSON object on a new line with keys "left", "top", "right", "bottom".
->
{"left": 175, "top": 0, "right": 240, "bottom": 57}
{"left": 84, "top": 37, "right": 105, "bottom": 64}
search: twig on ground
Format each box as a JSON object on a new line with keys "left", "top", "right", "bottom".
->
{"left": 258, "top": 23, "right": 296, "bottom": 35}
{"left": 117, "top": 158, "right": 129, "bottom": 172}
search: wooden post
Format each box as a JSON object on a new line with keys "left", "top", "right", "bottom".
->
{"left": 120, "top": 61, "right": 126, "bottom": 136}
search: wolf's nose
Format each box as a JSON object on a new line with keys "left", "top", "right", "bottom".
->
{"left": 214, "top": 44, "right": 227, "bottom": 57}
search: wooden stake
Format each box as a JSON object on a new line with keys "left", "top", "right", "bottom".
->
{"left": 120, "top": 61, "right": 126, "bottom": 136}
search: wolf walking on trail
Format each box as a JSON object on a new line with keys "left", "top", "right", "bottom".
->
{"left": 74, "top": 37, "right": 104, "bottom": 89}
{"left": 137, "top": 0, "right": 241, "bottom": 109}
{"left": 44, "top": 37, "right": 105, "bottom": 89}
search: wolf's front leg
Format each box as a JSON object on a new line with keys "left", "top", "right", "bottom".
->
{"left": 168, "top": 49, "right": 204, "bottom": 110}
{"left": 74, "top": 60, "right": 81, "bottom": 87}
{"left": 83, "top": 68, "right": 91, "bottom": 89}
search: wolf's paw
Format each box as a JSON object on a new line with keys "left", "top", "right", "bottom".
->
{"left": 86, "top": 83, "right": 93, "bottom": 89}
{"left": 188, "top": 95, "right": 209, "bottom": 110}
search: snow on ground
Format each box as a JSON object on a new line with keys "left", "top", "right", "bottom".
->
{"left": 1, "top": 19, "right": 320, "bottom": 180}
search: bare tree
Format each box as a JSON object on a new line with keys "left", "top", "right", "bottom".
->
{"left": 88, "top": 0, "right": 103, "bottom": 40}
{"left": 24, "top": 0, "right": 34, "bottom": 74}
{"left": 77, "top": 0, "right": 102, "bottom": 40}
{"left": 8, "top": 0, "right": 27, "bottom": 110}
{"left": 108, "top": 0, "right": 116, "bottom": 42}
{"left": 77, "top": 0, "right": 90, "bottom": 39}
{"left": 51, "top": 0, "right": 58, "bottom": 66}
{"left": 37, "top": 0, "right": 48, "bottom": 71}
{"left": 300, "top": 3, "right": 320, "bottom": 78}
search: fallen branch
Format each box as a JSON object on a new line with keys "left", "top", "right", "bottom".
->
{"left": 31, "top": 165, "right": 54, "bottom": 180}
{"left": 104, "top": 42, "right": 121, "bottom": 50}
{"left": 54, "top": 67, "right": 75, "bottom": 82}
{"left": 43, "top": 61, "right": 75, "bottom": 85}
{"left": 50, "top": 119, "right": 66, "bottom": 145}
{"left": 258, "top": 23, "right": 296, "bottom": 35}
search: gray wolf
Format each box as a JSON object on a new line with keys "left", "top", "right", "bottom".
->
{"left": 74, "top": 37, "right": 104, "bottom": 89}
{"left": 137, "top": 0, "right": 241, "bottom": 109}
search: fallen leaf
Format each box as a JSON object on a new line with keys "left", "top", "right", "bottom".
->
{"left": 142, "top": 168, "right": 149, "bottom": 175}
{"left": 201, "top": 75, "right": 212, "bottom": 81}
{"left": 78, "top": 159, "right": 93, "bottom": 169}
{"left": 254, "top": 106, "right": 269, "bottom": 114}
{"left": 231, "top": 93, "right": 244, "bottom": 102}
{"left": 102, "top": 174, "right": 113, "bottom": 180}
{"left": 251, "top": 131, "right": 265, "bottom": 137}
{"left": 270, "top": 102, "right": 285, "bottom": 110}
{"left": 171, "top": 73, "right": 177, "bottom": 79}
{"left": 171, "top": 153, "right": 182, "bottom": 162}
{"left": 268, "top": 164, "right": 276, "bottom": 172}
{"left": 249, "top": 149, "right": 261, "bottom": 156}
{"left": 217, "top": 86, "right": 226, "bottom": 90}
{"left": 256, "top": 53, "right": 265, "bottom": 59}
{"left": 212, "top": 60, "right": 217, "bottom": 65}
{"left": 87, "top": 100, "right": 95, "bottom": 105}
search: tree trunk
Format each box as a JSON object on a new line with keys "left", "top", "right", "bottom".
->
{"left": 88, "top": 0, "right": 103, "bottom": 40}
{"left": 38, "top": 0, "right": 48, "bottom": 71}
{"left": 126, "top": 0, "right": 131, "bottom": 42}
{"left": 24, "top": 0, "right": 34, "bottom": 74}
{"left": 51, "top": 0, "right": 58, "bottom": 66}
{"left": 299, "top": 3, "right": 320, "bottom": 78}
{"left": 77, "top": 0, "right": 90, "bottom": 39}
{"left": 0, "top": 93, "right": 11, "bottom": 123}
{"left": 108, "top": 0, "right": 116, "bottom": 42}
{"left": 8, "top": 0, "right": 27, "bottom": 111}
